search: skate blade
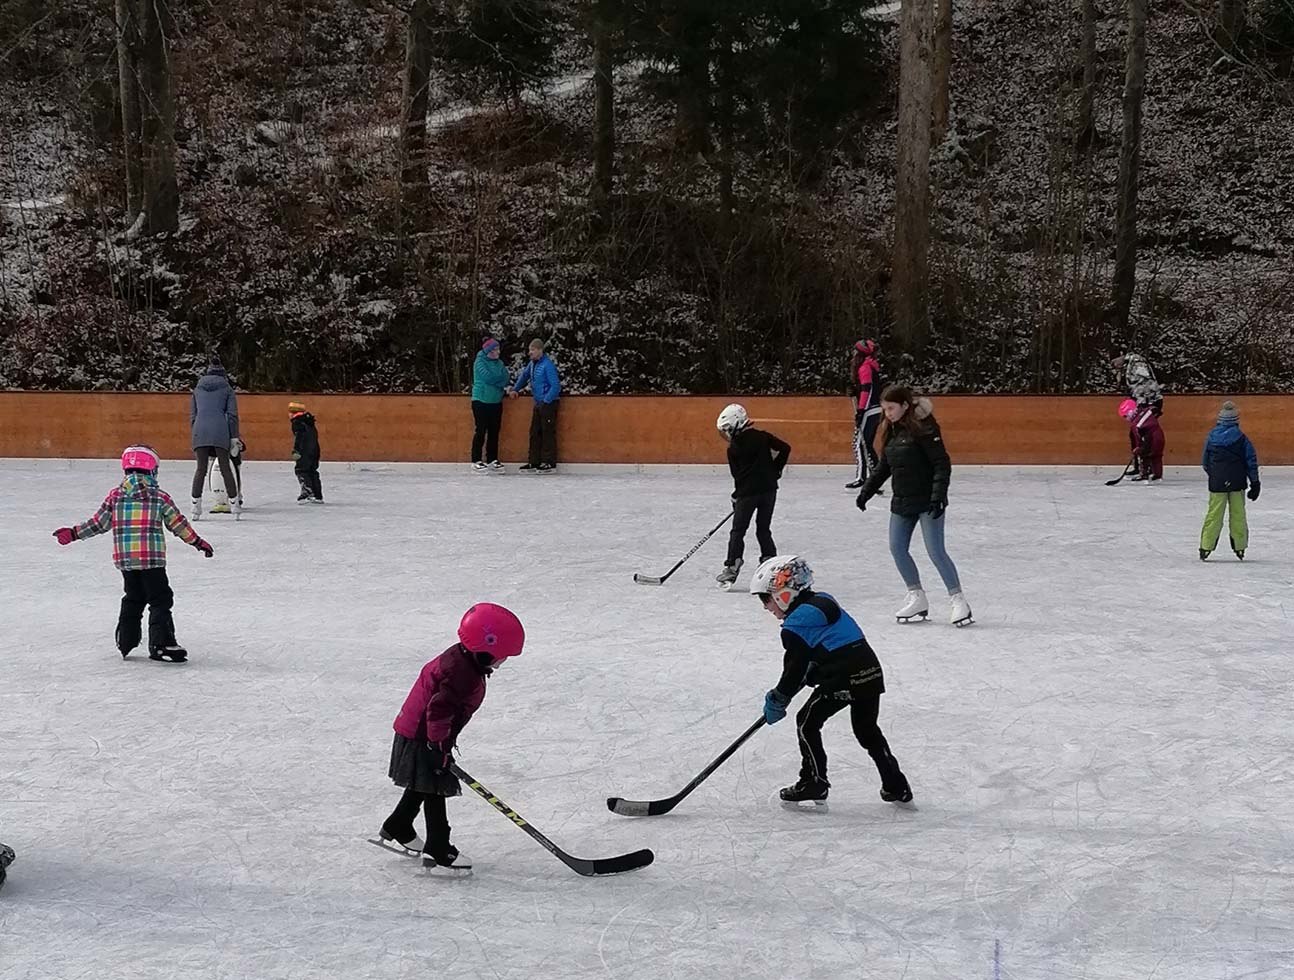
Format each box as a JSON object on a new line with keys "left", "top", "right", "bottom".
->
{"left": 780, "top": 799, "right": 829, "bottom": 813}
{"left": 420, "top": 858, "right": 473, "bottom": 877}
{"left": 366, "top": 838, "right": 421, "bottom": 858}
{"left": 952, "top": 617, "right": 975, "bottom": 628}
{"left": 895, "top": 613, "right": 929, "bottom": 624}
{"left": 889, "top": 800, "right": 919, "bottom": 811}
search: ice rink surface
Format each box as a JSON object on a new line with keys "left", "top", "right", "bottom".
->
{"left": 2, "top": 459, "right": 1293, "bottom": 980}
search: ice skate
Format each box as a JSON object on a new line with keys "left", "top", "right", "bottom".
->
{"left": 231, "top": 497, "right": 242, "bottom": 521}
{"left": 190, "top": 497, "right": 202, "bottom": 521}
{"left": 297, "top": 489, "right": 314, "bottom": 503}
{"left": 472, "top": 461, "right": 487, "bottom": 473}
{"left": 1199, "top": 548, "right": 1210, "bottom": 561}
{"left": 488, "top": 460, "right": 504, "bottom": 473}
{"left": 716, "top": 559, "right": 743, "bottom": 590}
{"left": 895, "top": 588, "right": 929, "bottom": 623}
{"left": 949, "top": 591, "right": 973, "bottom": 628}
{"left": 148, "top": 644, "right": 188, "bottom": 663}
{"left": 421, "top": 843, "right": 472, "bottom": 874}
{"left": 0, "top": 842, "right": 13, "bottom": 890}
{"left": 779, "top": 777, "right": 829, "bottom": 810}
{"left": 845, "top": 478, "right": 864, "bottom": 489}
{"left": 1235, "top": 549, "right": 1245, "bottom": 561}
{"left": 537, "top": 463, "right": 556, "bottom": 473}
{"left": 519, "top": 463, "right": 539, "bottom": 473}
{"left": 371, "top": 828, "right": 424, "bottom": 856}
{"left": 880, "top": 784, "right": 914, "bottom": 806}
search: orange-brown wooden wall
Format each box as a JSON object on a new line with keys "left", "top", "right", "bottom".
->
{"left": 0, "top": 393, "right": 1290, "bottom": 464}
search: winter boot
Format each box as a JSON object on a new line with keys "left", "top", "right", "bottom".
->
{"left": 1199, "top": 548, "right": 1210, "bottom": 562}
{"left": 895, "top": 588, "right": 929, "bottom": 623}
{"left": 779, "top": 777, "right": 830, "bottom": 808}
{"left": 949, "top": 591, "right": 973, "bottom": 627}
{"left": 716, "top": 558, "right": 743, "bottom": 588}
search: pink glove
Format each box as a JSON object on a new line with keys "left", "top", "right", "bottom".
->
{"left": 194, "top": 538, "right": 214, "bottom": 558}
{"left": 53, "top": 527, "right": 76, "bottom": 546}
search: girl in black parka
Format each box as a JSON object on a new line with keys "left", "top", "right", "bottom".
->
{"left": 856, "top": 385, "right": 972, "bottom": 627}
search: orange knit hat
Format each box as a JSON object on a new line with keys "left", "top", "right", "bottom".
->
{"left": 288, "top": 400, "right": 307, "bottom": 417}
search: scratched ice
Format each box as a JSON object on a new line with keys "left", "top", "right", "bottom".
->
{"left": 2, "top": 459, "right": 1292, "bottom": 979}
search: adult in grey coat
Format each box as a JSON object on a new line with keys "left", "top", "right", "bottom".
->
{"left": 190, "top": 356, "right": 241, "bottom": 514}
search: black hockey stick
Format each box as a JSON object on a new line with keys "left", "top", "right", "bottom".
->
{"left": 607, "top": 715, "right": 766, "bottom": 816}
{"left": 452, "top": 763, "right": 654, "bottom": 876}
{"left": 634, "top": 510, "right": 734, "bottom": 585}
{"left": 1105, "top": 455, "right": 1137, "bottom": 486}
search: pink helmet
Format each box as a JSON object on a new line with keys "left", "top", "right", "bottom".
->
{"left": 458, "top": 603, "right": 525, "bottom": 660}
{"left": 121, "top": 445, "right": 160, "bottom": 473}
{"left": 1118, "top": 398, "right": 1137, "bottom": 420}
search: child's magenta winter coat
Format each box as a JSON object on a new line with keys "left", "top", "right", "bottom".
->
{"left": 393, "top": 645, "right": 487, "bottom": 745}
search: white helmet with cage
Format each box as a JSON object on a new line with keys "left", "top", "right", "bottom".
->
{"left": 716, "top": 403, "right": 750, "bottom": 439}
{"left": 749, "top": 555, "right": 814, "bottom": 612}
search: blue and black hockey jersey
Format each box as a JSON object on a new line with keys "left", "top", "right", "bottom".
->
{"left": 773, "top": 591, "right": 883, "bottom": 699}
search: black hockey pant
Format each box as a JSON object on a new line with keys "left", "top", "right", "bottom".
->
{"left": 117, "top": 567, "right": 177, "bottom": 653}
{"left": 727, "top": 491, "right": 776, "bottom": 566}
{"left": 383, "top": 789, "right": 451, "bottom": 852}
{"left": 795, "top": 684, "right": 908, "bottom": 794}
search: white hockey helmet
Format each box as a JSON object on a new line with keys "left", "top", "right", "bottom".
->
{"left": 716, "top": 403, "right": 750, "bottom": 439}
{"left": 749, "top": 555, "right": 813, "bottom": 612}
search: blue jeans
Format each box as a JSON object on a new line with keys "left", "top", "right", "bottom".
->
{"left": 888, "top": 511, "right": 962, "bottom": 593}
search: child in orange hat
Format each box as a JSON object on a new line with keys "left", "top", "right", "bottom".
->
{"left": 289, "top": 401, "right": 324, "bottom": 503}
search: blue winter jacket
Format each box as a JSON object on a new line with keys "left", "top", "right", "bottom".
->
{"left": 512, "top": 354, "right": 561, "bottom": 404}
{"left": 1202, "top": 420, "right": 1259, "bottom": 493}
{"left": 190, "top": 370, "right": 239, "bottom": 450}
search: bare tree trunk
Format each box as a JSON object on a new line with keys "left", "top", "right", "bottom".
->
{"left": 673, "top": 13, "right": 713, "bottom": 157}
{"left": 1076, "top": 0, "right": 1097, "bottom": 151}
{"left": 137, "top": 0, "right": 178, "bottom": 233}
{"left": 1110, "top": 0, "right": 1147, "bottom": 338}
{"left": 931, "top": 0, "right": 952, "bottom": 143}
{"left": 115, "top": 0, "right": 143, "bottom": 223}
{"left": 400, "top": 0, "right": 433, "bottom": 191}
{"left": 715, "top": 32, "right": 735, "bottom": 216}
{"left": 893, "top": 0, "right": 935, "bottom": 353}
{"left": 591, "top": 12, "right": 614, "bottom": 203}
{"left": 1217, "top": 0, "right": 1247, "bottom": 51}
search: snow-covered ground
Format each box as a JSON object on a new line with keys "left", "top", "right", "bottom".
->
{"left": 2, "top": 460, "right": 1293, "bottom": 980}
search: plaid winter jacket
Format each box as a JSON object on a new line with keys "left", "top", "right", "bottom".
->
{"left": 73, "top": 472, "right": 202, "bottom": 570}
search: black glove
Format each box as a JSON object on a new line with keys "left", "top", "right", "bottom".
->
{"left": 855, "top": 492, "right": 869, "bottom": 512}
{"left": 1248, "top": 482, "right": 1260, "bottom": 502}
{"left": 928, "top": 499, "right": 947, "bottom": 520}
{"left": 426, "top": 741, "right": 454, "bottom": 773}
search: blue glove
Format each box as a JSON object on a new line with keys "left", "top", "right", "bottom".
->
{"left": 763, "top": 690, "right": 789, "bottom": 725}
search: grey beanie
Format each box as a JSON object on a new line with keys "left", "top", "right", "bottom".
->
{"left": 1217, "top": 400, "right": 1239, "bottom": 423}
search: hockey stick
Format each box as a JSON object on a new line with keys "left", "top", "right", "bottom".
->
{"left": 1105, "top": 455, "right": 1137, "bottom": 486}
{"left": 607, "top": 715, "right": 766, "bottom": 816}
{"left": 451, "top": 763, "right": 654, "bottom": 876}
{"left": 634, "top": 510, "right": 734, "bottom": 585}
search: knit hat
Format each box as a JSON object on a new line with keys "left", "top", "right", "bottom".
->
{"left": 854, "top": 339, "right": 876, "bottom": 356}
{"left": 1217, "top": 400, "right": 1239, "bottom": 423}
{"left": 207, "top": 354, "right": 226, "bottom": 376}
{"left": 482, "top": 337, "right": 500, "bottom": 353}
{"left": 288, "top": 400, "right": 307, "bottom": 416}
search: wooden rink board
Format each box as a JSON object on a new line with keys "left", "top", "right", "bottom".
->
{"left": 0, "top": 392, "right": 1290, "bottom": 465}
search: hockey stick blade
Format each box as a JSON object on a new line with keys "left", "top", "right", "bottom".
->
{"left": 632, "top": 574, "right": 664, "bottom": 585}
{"left": 632, "top": 510, "right": 734, "bottom": 585}
{"left": 452, "top": 763, "right": 653, "bottom": 876}
{"left": 607, "top": 716, "right": 766, "bottom": 817}
{"left": 1105, "top": 455, "right": 1137, "bottom": 485}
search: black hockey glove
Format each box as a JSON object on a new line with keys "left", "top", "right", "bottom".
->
{"left": 928, "top": 498, "right": 947, "bottom": 520}
{"left": 855, "top": 492, "right": 869, "bottom": 512}
{"left": 1248, "top": 482, "right": 1260, "bottom": 501}
{"left": 426, "top": 742, "right": 454, "bottom": 773}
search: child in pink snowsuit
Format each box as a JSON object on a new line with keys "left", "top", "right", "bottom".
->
{"left": 1120, "top": 399, "right": 1164, "bottom": 481}
{"left": 377, "top": 603, "right": 524, "bottom": 870}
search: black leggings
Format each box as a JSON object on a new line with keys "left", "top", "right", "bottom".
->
{"left": 795, "top": 684, "right": 908, "bottom": 793}
{"left": 471, "top": 401, "right": 503, "bottom": 463}
{"left": 383, "top": 789, "right": 451, "bottom": 852}
{"left": 727, "top": 491, "right": 777, "bottom": 565}
{"left": 193, "top": 447, "right": 238, "bottom": 499}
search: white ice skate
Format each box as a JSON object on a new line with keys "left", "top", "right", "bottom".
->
{"left": 370, "top": 830, "right": 424, "bottom": 856}
{"left": 895, "top": 588, "right": 929, "bottom": 623}
{"left": 232, "top": 496, "right": 242, "bottom": 521}
{"left": 190, "top": 497, "right": 202, "bottom": 521}
{"left": 472, "top": 461, "right": 487, "bottom": 473}
{"left": 949, "top": 591, "right": 973, "bottom": 627}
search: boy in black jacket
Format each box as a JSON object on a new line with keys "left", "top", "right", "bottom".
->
{"left": 715, "top": 403, "right": 791, "bottom": 588}
{"left": 289, "top": 400, "right": 324, "bottom": 503}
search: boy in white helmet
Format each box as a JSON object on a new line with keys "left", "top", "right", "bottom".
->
{"left": 715, "top": 404, "right": 791, "bottom": 588}
{"left": 751, "top": 555, "right": 912, "bottom": 806}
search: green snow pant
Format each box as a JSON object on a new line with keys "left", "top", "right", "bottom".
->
{"left": 1200, "top": 491, "right": 1248, "bottom": 554}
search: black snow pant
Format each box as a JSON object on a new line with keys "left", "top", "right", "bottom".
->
{"left": 471, "top": 401, "right": 503, "bottom": 464}
{"left": 795, "top": 684, "right": 909, "bottom": 795}
{"left": 528, "top": 401, "right": 559, "bottom": 467}
{"left": 193, "top": 447, "right": 238, "bottom": 500}
{"left": 295, "top": 458, "right": 323, "bottom": 500}
{"left": 726, "top": 491, "right": 777, "bottom": 566}
{"left": 383, "top": 789, "right": 452, "bottom": 853}
{"left": 117, "top": 567, "right": 177, "bottom": 654}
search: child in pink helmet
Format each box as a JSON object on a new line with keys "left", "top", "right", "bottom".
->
{"left": 1119, "top": 398, "right": 1165, "bottom": 482}
{"left": 377, "top": 603, "right": 525, "bottom": 870}
{"left": 52, "top": 445, "right": 214, "bottom": 662}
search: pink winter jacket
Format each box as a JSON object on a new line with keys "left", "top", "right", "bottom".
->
{"left": 393, "top": 644, "right": 487, "bottom": 745}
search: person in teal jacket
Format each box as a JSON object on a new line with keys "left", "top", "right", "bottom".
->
{"left": 471, "top": 338, "right": 510, "bottom": 471}
{"left": 509, "top": 338, "right": 562, "bottom": 472}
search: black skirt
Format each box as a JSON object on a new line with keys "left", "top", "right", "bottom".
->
{"left": 387, "top": 733, "right": 461, "bottom": 796}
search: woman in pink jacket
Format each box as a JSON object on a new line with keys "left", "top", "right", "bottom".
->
{"left": 376, "top": 603, "right": 524, "bottom": 871}
{"left": 847, "top": 340, "right": 884, "bottom": 489}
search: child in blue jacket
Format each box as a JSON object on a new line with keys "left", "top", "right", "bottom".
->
{"left": 1200, "top": 400, "right": 1260, "bottom": 561}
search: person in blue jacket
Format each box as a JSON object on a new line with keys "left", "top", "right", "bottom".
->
{"left": 508, "top": 338, "right": 561, "bottom": 472}
{"left": 750, "top": 555, "right": 912, "bottom": 807}
{"left": 1200, "top": 400, "right": 1260, "bottom": 561}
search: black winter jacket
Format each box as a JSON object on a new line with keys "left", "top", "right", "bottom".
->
{"left": 291, "top": 413, "right": 321, "bottom": 465}
{"left": 727, "top": 427, "right": 791, "bottom": 498}
{"left": 858, "top": 405, "right": 951, "bottom": 517}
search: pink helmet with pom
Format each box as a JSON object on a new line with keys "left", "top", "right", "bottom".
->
{"left": 121, "top": 445, "right": 160, "bottom": 473}
{"left": 458, "top": 603, "right": 525, "bottom": 661}
{"left": 1118, "top": 398, "right": 1137, "bottom": 420}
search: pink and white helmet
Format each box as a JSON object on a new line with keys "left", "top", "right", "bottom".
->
{"left": 121, "top": 445, "right": 160, "bottom": 473}
{"left": 458, "top": 603, "right": 525, "bottom": 661}
{"left": 1118, "top": 398, "right": 1138, "bottom": 420}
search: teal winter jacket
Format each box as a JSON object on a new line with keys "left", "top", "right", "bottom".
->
{"left": 471, "top": 352, "right": 509, "bottom": 404}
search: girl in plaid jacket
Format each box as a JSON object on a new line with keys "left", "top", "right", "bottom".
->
{"left": 52, "top": 446, "right": 214, "bottom": 662}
